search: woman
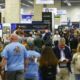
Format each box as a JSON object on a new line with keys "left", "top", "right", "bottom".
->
{"left": 72, "top": 44, "right": 80, "bottom": 80}
{"left": 38, "top": 47, "right": 59, "bottom": 80}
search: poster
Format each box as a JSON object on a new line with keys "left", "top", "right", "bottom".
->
{"left": 0, "top": 24, "right": 2, "bottom": 38}
{"left": 57, "top": 10, "right": 66, "bottom": 15}
{"left": 43, "top": 8, "right": 57, "bottom": 15}
{"left": 21, "top": 15, "right": 34, "bottom": 23}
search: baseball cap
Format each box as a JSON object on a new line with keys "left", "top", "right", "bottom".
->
{"left": 28, "top": 42, "right": 35, "bottom": 48}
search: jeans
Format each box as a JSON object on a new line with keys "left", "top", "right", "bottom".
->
{"left": 75, "top": 74, "right": 80, "bottom": 80}
{"left": 6, "top": 70, "right": 24, "bottom": 80}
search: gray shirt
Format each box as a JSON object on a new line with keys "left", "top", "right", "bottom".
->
{"left": 18, "top": 35, "right": 23, "bottom": 43}
{"left": 27, "top": 37, "right": 34, "bottom": 44}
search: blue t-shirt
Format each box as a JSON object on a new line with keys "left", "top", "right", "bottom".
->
{"left": 32, "top": 35, "right": 36, "bottom": 39}
{"left": 2, "top": 42, "right": 27, "bottom": 71}
{"left": 25, "top": 50, "right": 41, "bottom": 79}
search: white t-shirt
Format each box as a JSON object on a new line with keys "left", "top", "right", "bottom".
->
{"left": 54, "top": 35, "right": 60, "bottom": 41}
{"left": 13, "top": 30, "right": 17, "bottom": 34}
{"left": 27, "top": 37, "right": 34, "bottom": 44}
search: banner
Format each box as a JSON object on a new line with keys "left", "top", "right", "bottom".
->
{"left": 0, "top": 24, "right": 2, "bottom": 38}
{"left": 43, "top": 8, "right": 57, "bottom": 15}
{"left": 21, "top": 15, "right": 34, "bottom": 23}
{"left": 36, "top": 0, "right": 54, "bottom": 4}
{"left": 57, "top": 10, "right": 66, "bottom": 15}
{"left": 67, "top": 17, "right": 71, "bottom": 26}
{"left": 42, "top": 12, "right": 52, "bottom": 31}
{"left": 11, "top": 23, "right": 49, "bottom": 36}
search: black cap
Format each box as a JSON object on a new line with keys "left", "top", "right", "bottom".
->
{"left": 28, "top": 42, "right": 35, "bottom": 48}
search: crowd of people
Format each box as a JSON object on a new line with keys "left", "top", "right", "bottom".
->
{"left": 0, "top": 27, "right": 80, "bottom": 80}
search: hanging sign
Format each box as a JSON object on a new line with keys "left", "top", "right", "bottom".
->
{"left": 43, "top": 8, "right": 57, "bottom": 15}
{"left": 36, "top": 0, "right": 54, "bottom": 4}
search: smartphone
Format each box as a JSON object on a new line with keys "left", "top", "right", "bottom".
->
{"left": 63, "top": 60, "right": 66, "bottom": 61}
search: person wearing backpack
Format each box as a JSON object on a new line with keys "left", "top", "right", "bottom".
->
{"left": 38, "top": 46, "right": 59, "bottom": 80}
{"left": 43, "top": 30, "right": 52, "bottom": 47}
{"left": 72, "top": 44, "right": 80, "bottom": 80}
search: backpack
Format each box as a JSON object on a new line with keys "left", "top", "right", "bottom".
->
{"left": 76, "top": 54, "right": 80, "bottom": 71}
{"left": 39, "top": 66, "right": 56, "bottom": 80}
{"left": 45, "top": 35, "right": 52, "bottom": 44}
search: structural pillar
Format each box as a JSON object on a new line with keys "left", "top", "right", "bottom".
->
{"left": 54, "top": 0, "right": 61, "bottom": 25}
{"left": 47, "top": 4, "right": 54, "bottom": 8}
{"left": 5, "top": 0, "right": 20, "bottom": 23}
{"left": 55, "top": 0, "right": 61, "bottom": 10}
{"left": 32, "top": 0, "right": 43, "bottom": 21}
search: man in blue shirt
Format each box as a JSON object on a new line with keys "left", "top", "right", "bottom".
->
{"left": 30, "top": 31, "right": 36, "bottom": 39}
{"left": 1, "top": 34, "right": 28, "bottom": 80}
{"left": 25, "top": 42, "right": 41, "bottom": 80}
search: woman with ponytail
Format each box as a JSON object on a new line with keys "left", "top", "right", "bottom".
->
{"left": 72, "top": 44, "right": 80, "bottom": 80}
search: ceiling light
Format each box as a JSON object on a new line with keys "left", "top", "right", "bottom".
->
{"left": 28, "top": 1, "right": 33, "bottom": 4}
{"left": 64, "top": 0, "right": 68, "bottom": 3}
{"left": 21, "top": 3, "right": 30, "bottom": 7}
{"left": 67, "top": 3, "right": 71, "bottom": 6}
{"left": 0, "top": 3, "right": 5, "bottom": 6}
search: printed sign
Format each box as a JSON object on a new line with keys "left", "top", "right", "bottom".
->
{"left": 36, "top": 0, "right": 54, "bottom": 4}
{"left": 21, "top": 15, "right": 34, "bottom": 23}
{"left": 43, "top": 8, "right": 57, "bottom": 15}
{"left": 0, "top": 24, "right": 2, "bottom": 38}
{"left": 57, "top": 10, "right": 66, "bottom": 15}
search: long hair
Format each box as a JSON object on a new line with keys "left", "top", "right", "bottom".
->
{"left": 39, "top": 47, "right": 58, "bottom": 68}
{"left": 77, "top": 44, "right": 80, "bottom": 55}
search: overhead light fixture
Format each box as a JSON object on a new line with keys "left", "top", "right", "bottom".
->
{"left": 67, "top": 3, "right": 71, "bottom": 6}
{"left": 64, "top": 0, "right": 68, "bottom": 3}
{"left": 28, "top": 1, "right": 33, "bottom": 4}
{"left": 21, "top": 3, "right": 30, "bottom": 7}
{"left": 0, "top": 3, "right": 5, "bottom": 6}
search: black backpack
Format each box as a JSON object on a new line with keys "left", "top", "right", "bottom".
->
{"left": 40, "top": 66, "right": 56, "bottom": 80}
{"left": 45, "top": 35, "right": 52, "bottom": 44}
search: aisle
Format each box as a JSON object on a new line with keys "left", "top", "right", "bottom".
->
{"left": 69, "top": 73, "right": 75, "bottom": 80}
{"left": 0, "top": 65, "right": 75, "bottom": 80}
{"left": 0, "top": 74, "right": 75, "bottom": 80}
{"left": 69, "top": 65, "right": 75, "bottom": 80}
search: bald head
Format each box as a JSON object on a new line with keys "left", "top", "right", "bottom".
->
{"left": 10, "top": 34, "right": 18, "bottom": 42}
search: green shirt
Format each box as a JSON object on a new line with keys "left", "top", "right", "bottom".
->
{"left": 34, "top": 37, "right": 45, "bottom": 48}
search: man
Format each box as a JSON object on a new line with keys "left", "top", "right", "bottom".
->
{"left": 54, "top": 31, "right": 60, "bottom": 46}
{"left": 26, "top": 42, "right": 40, "bottom": 53}
{"left": 27, "top": 34, "right": 34, "bottom": 44}
{"left": 34, "top": 33, "right": 45, "bottom": 53}
{"left": 53, "top": 38, "right": 72, "bottom": 80}
{"left": 25, "top": 42, "right": 41, "bottom": 80}
{"left": 43, "top": 30, "right": 52, "bottom": 47}
{"left": 1, "top": 34, "right": 28, "bottom": 80}
{"left": 16, "top": 31, "right": 23, "bottom": 43}
{"left": 68, "top": 32, "right": 74, "bottom": 42}
{"left": 22, "top": 37, "right": 28, "bottom": 47}
{"left": 70, "top": 33, "right": 78, "bottom": 54}
{"left": 30, "top": 31, "right": 36, "bottom": 39}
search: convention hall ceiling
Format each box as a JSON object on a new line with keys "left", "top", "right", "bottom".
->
{"left": 0, "top": 0, "right": 80, "bottom": 9}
